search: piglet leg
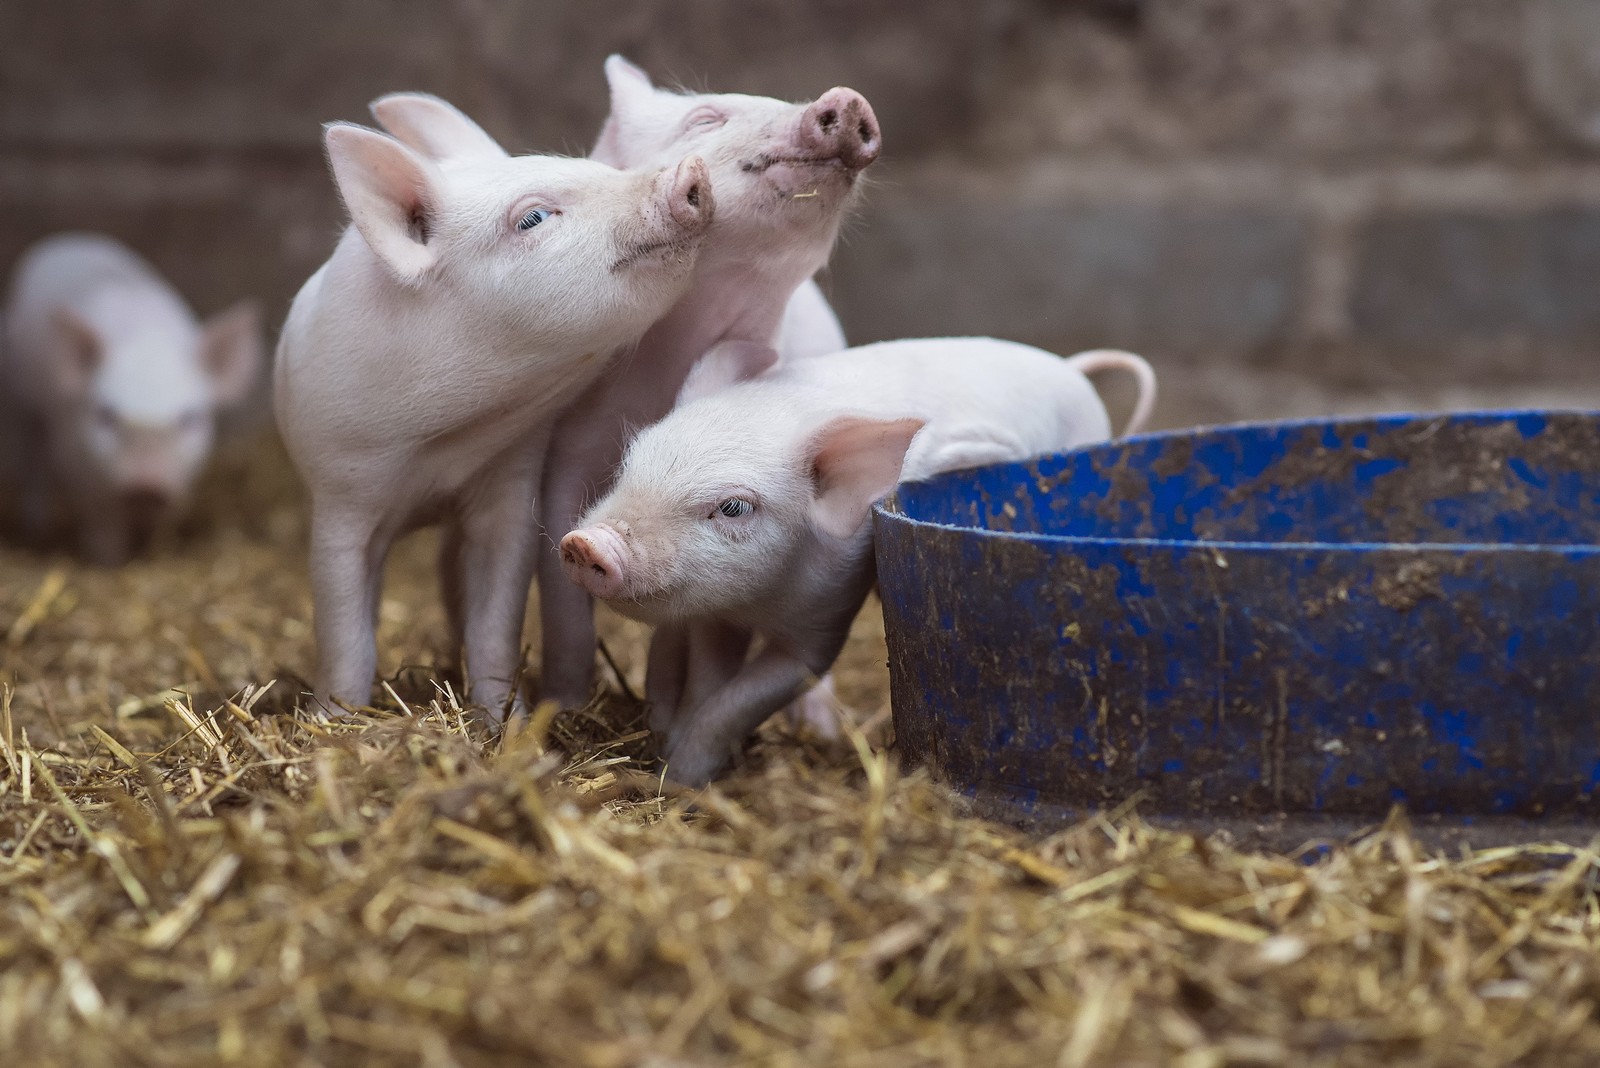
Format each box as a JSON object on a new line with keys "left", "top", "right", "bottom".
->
{"left": 682, "top": 618, "right": 753, "bottom": 711}
{"left": 13, "top": 411, "right": 53, "bottom": 545}
{"left": 661, "top": 647, "right": 816, "bottom": 786}
{"left": 437, "top": 518, "right": 467, "bottom": 658}
{"left": 80, "top": 517, "right": 132, "bottom": 568}
{"left": 72, "top": 480, "right": 132, "bottom": 567}
{"left": 785, "top": 672, "right": 844, "bottom": 738}
{"left": 645, "top": 622, "right": 689, "bottom": 735}
{"left": 309, "top": 504, "right": 390, "bottom": 715}
{"left": 454, "top": 448, "right": 542, "bottom": 723}
{"left": 648, "top": 617, "right": 752, "bottom": 740}
{"left": 537, "top": 460, "right": 601, "bottom": 708}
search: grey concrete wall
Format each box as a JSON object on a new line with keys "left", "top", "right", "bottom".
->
{"left": 4, "top": 0, "right": 1600, "bottom": 421}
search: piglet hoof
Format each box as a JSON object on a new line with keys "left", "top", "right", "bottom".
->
{"left": 537, "top": 685, "right": 594, "bottom": 713}
{"left": 660, "top": 738, "right": 729, "bottom": 790}
{"left": 306, "top": 694, "right": 362, "bottom": 723}
{"left": 469, "top": 686, "right": 527, "bottom": 730}
{"left": 646, "top": 703, "right": 675, "bottom": 741}
{"left": 784, "top": 674, "right": 846, "bottom": 740}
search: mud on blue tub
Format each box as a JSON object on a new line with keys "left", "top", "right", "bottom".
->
{"left": 873, "top": 411, "right": 1600, "bottom": 848}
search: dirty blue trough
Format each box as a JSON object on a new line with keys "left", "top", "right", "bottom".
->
{"left": 873, "top": 411, "right": 1600, "bottom": 848}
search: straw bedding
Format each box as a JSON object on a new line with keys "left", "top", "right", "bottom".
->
{"left": 2, "top": 440, "right": 1599, "bottom": 1068}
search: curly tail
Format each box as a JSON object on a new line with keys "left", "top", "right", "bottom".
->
{"left": 1061, "top": 348, "right": 1157, "bottom": 437}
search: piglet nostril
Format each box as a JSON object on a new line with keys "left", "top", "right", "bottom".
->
{"left": 560, "top": 530, "right": 627, "bottom": 599}
{"left": 807, "top": 88, "right": 880, "bottom": 171}
{"left": 665, "top": 155, "right": 714, "bottom": 233}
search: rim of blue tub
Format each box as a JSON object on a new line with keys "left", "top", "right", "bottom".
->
{"left": 874, "top": 408, "right": 1600, "bottom": 554}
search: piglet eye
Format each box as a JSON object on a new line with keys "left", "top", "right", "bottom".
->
{"left": 716, "top": 497, "right": 753, "bottom": 519}
{"left": 94, "top": 404, "right": 118, "bottom": 431}
{"left": 687, "top": 110, "right": 726, "bottom": 130}
{"left": 517, "top": 208, "right": 550, "bottom": 231}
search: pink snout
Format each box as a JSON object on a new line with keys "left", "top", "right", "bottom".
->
{"left": 560, "top": 526, "right": 629, "bottom": 600}
{"left": 663, "top": 154, "right": 715, "bottom": 236}
{"left": 799, "top": 88, "right": 881, "bottom": 172}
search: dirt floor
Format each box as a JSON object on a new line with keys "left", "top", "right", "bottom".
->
{"left": 4, "top": 409, "right": 1600, "bottom": 1067}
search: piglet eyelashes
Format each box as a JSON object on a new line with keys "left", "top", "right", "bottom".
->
{"left": 716, "top": 497, "right": 754, "bottom": 519}
{"left": 684, "top": 109, "right": 727, "bottom": 131}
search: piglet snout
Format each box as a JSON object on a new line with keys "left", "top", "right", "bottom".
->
{"left": 664, "top": 155, "right": 715, "bottom": 236}
{"left": 560, "top": 526, "right": 629, "bottom": 600}
{"left": 800, "top": 88, "right": 880, "bottom": 172}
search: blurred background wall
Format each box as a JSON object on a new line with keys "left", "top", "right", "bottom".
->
{"left": 5, "top": 0, "right": 1600, "bottom": 424}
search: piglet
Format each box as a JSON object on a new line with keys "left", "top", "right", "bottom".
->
{"left": 560, "top": 337, "right": 1157, "bottom": 785}
{"left": 533, "top": 56, "right": 879, "bottom": 708}
{"left": 1, "top": 233, "right": 263, "bottom": 564}
{"left": 274, "top": 117, "right": 713, "bottom": 719}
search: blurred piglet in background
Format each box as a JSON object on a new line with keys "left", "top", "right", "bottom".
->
{"left": 0, "top": 233, "right": 263, "bottom": 565}
{"left": 561, "top": 338, "right": 1156, "bottom": 785}
{"left": 275, "top": 117, "right": 714, "bottom": 719}
{"left": 529, "top": 56, "right": 883, "bottom": 708}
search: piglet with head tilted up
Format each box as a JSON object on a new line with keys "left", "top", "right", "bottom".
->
{"left": 535, "top": 56, "right": 880, "bottom": 708}
{"left": 274, "top": 114, "right": 714, "bottom": 720}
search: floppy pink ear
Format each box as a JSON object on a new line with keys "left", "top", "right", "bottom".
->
{"left": 370, "top": 92, "right": 507, "bottom": 161}
{"left": 591, "top": 54, "right": 656, "bottom": 166}
{"left": 806, "top": 415, "right": 925, "bottom": 540}
{"left": 49, "top": 307, "right": 102, "bottom": 398}
{"left": 324, "top": 122, "right": 442, "bottom": 284}
{"left": 200, "top": 299, "right": 265, "bottom": 407}
{"left": 675, "top": 341, "right": 779, "bottom": 406}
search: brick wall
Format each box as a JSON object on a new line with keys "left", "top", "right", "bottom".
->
{"left": 5, "top": 0, "right": 1599, "bottom": 422}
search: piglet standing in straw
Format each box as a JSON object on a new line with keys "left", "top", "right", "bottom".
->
{"left": 530, "top": 56, "right": 881, "bottom": 709}
{"left": 274, "top": 115, "right": 714, "bottom": 720}
{"left": 1, "top": 233, "right": 263, "bottom": 565}
{"left": 560, "top": 338, "right": 1157, "bottom": 785}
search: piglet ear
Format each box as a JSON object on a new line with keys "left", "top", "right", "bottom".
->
{"left": 324, "top": 122, "right": 441, "bottom": 283}
{"left": 200, "top": 299, "right": 265, "bottom": 407}
{"left": 370, "top": 92, "right": 507, "bottom": 161}
{"left": 592, "top": 54, "right": 656, "bottom": 166}
{"left": 676, "top": 341, "right": 780, "bottom": 406}
{"left": 606, "top": 54, "right": 655, "bottom": 100}
{"left": 806, "top": 415, "right": 924, "bottom": 540}
{"left": 49, "top": 307, "right": 102, "bottom": 398}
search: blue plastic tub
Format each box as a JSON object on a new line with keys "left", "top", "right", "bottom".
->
{"left": 874, "top": 411, "right": 1600, "bottom": 846}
